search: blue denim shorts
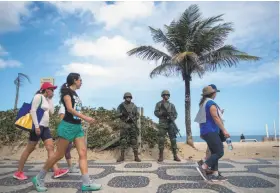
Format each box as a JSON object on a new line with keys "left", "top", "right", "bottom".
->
{"left": 29, "top": 126, "right": 52, "bottom": 142}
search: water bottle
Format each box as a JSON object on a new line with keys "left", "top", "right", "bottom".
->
{"left": 226, "top": 138, "right": 233, "bottom": 150}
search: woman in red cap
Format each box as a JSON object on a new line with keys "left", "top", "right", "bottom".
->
{"left": 13, "top": 82, "right": 69, "bottom": 180}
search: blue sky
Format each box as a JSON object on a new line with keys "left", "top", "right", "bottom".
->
{"left": 0, "top": 1, "right": 279, "bottom": 137}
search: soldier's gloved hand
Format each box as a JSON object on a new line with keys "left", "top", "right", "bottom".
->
{"left": 162, "top": 112, "right": 169, "bottom": 117}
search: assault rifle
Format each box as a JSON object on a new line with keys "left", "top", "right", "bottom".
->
{"left": 160, "top": 103, "right": 181, "bottom": 137}
{"left": 121, "top": 103, "right": 139, "bottom": 130}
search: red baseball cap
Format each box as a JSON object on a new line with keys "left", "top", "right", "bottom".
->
{"left": 40, "top": 82, "right": 57, "bottom": 90}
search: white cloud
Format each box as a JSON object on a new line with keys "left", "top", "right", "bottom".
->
{"left": 55, "top": 57, "right": 181, "bottom": 112}
{"left": 48, "top": 1, "right": 102, "bottom": 14}
{"left": 49, "top": 2, "right": 155, "bottom": 29}
{"left": 0, "top": 59, "right": 21, "bottom": 69}
{"left": 0, "top": 44, "right": 21, "bottom": 69}
{"left": 49, "top": 2, "right": 278, "bottom": 48}
{"left": 53, "top": 2, "right": 278, "bottom": 116}
{"left": 96, "top": 2, "right": 154, "bottom": 29}
{"left": 60, "top": 33, "right": 278, "bottom": 96}
{"left": 52, "top": 1, "right": 278, "bottom": 55}
{"left": 191, "top": 61, "right": 279, "bottom": 88}
{"left": 67, "top": 36, "right": 135, "bottom": 60}
{"left": 60, "top": 34, "right": 179, "bottom": 96}
{"left": 57, "top": 58, "right": 180, "bottom": 91}
{"left": 0, "top": 2, "right": 31, "bottom": 33}
{"left": 0, "top": 45, "right": 8, "bottom": 56}
{"left": 107, "top": 2, "right": 278, "bottom": 48}
{"left": 58, "top": 62, "right": 110, "bottom": 77}
{"left": 58, "top": 34, "right": 180, "bottom": 98}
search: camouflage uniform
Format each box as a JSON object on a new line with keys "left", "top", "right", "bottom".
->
{"left": 116, "top": 92, "right": 141, "bottom": 162}
{"left": 154, "top": 90, "right": 180, "bottom": 162}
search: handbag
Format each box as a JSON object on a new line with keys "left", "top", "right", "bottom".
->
{"left": 216, "top": 105, "right": 226, "bottom": 142}
{"left": 15, "top": 96, "right": 44, "bottom": 132}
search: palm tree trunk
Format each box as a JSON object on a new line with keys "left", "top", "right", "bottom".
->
{"left": 14, "top": 83, "right": 19, "bottom": 110}
{"left": 184, "top": 79, "right": 194, "bottom": 147}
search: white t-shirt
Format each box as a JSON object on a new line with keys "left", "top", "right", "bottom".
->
{"left": 58, "top": 105, "right": 65, "bottom": 115}
{"left": 30, "top": 94, "right": 54, "bottom": 128}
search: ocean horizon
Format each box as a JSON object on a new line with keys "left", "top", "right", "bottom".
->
{"left": 176, "top": 135, "right": 280, "bottom": 143}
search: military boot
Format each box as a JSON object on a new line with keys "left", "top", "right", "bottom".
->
{"left": 133, "top": 150, "right": 141, "bottom": 162}
{"left": 117, "top": 150, "right": 125, "bottom": 162}
{"left": 158, "top": 149, "right": 164, "bottom": 162}
{"left": 172, "top": 149, "right": 181, "bottom": 162}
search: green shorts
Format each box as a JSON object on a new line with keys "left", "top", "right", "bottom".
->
{"left": 58, "top": 120, "right": 84, "bottom": 142}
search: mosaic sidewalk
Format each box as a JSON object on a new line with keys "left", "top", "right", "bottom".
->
{"left": 0, "top": 158, "right": 278, "bottom": 193}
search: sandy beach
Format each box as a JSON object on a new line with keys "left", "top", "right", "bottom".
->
{"left": 0, "top": 141, "right": 278, "bottom": 162}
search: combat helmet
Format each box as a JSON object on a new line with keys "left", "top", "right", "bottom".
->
{"left": 161, "top": 90, "right": 170, "bottom": 97}
{"left": 123, "top": 92, "right": 132, "bottom": 99}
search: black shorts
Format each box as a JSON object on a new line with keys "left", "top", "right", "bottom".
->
{"left": 29, "top": 126, "right": 52, "bottom": 142}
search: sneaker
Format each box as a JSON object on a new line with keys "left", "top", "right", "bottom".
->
{"left": 206, "top": 169, "right": 214, "bottom": 175}
{"left": 53, "top": 168, "right": 69, "bottom": 178}
{"left": 69, "top": 164, "right": 80, "bottom": 173}
{"left": 196, "top": 165, "right": 208, "bottom": 181}
{"left": 13, "top": 171, "right": 28, "bottom": 180}
{"left": 218, "top": 173, "right": 227, "bottom": 181}
{"left": 32, "top": 176, "right": 47, "bottom": 192}
{"left": 208, "top": 174, "right": 228, "bottom": 182}
{"left": 81, "top": 180, "right": 102, "bottom": 191}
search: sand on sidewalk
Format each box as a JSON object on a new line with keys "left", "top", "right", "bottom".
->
{"left": 0, "top": 141, "right": 278, "bottom": 162}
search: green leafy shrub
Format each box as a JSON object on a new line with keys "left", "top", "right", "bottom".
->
{"left": 0, "top": 106, "right": 170, "bottom": 149}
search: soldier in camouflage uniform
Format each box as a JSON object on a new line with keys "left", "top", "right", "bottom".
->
{"left": 115, "top": 92, "right": 141, "bottom": 162}
{"left": 154, "top": 90, "right": 181, "bottom": 162}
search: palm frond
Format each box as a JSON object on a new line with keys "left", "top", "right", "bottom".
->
{"left": 163, "top": 5, "right": 202, "bottom": 52}
{"left": 18, "top": 73, "right": 31, "bottom": 83}
{"left": 164, "top": 21, "right": 185, "bottom": 52}
{"left": 192, "top": 22, "right": 234, "bottom": 54}
{"left": 127, "top": 46, "right": 171, "bottom": 64}
{"left": 14, "top": 78, "right": 19, "bottom": 86}
{"left": 14, "top": 73, "right": 31, "bottom": 86}
{"left": 200, "top": 45, "right": 261, "bottom": 71}
{"left": 173, "top": 4, "right": 202, "bottom": 50}
{"left": 148, "top": 26, "right": 179, "bottom": 55}
{"left": 196, "top": 14, "right": 225, "bottom": 31}
{"left": 150, "top": 61, "right": 182, "bottom": 78}
{"left": 178, "top": 4, "right": 201, "bottom": 27}
{"left": 192, "top": 63, "right": 205, "bottom": 78}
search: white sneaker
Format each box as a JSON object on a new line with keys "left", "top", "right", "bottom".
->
{"left": 69, "top": 164, "right": 79, "bottom": 173}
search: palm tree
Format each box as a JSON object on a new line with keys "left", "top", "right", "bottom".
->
{"left": 14, "top": 73, "right": 31, "bottom": 110}
{"left": 127, "top": 4, "right": 260, "bottom": 147}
